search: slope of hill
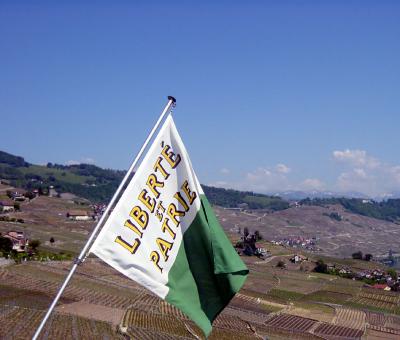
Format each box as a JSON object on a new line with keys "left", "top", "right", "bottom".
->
{"left": 301, "top": 197, "right": 400, "bottom": 223}
{"left": 0, "top": 150, "right": 125, "bottom": 202}
{"left": 1, "top": 185, "right": 399, "bottom": 339}
{"left": 215, "top": 204, "right": 400, "bottom": 258}
{"left": 3, "top": 149, "right": 400, "bottom": 222}
{"left": 1, "top": 249, "right": 399, "bottom": 339}
{"left": 202, "top": 185, "right": 289, "bottom": 210}
{"left": 0, "top": 150, "right": 289, "bottom": 211}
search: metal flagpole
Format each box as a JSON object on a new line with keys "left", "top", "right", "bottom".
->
{"left": 32, "top": 96, "right": 176, "bottom": 340}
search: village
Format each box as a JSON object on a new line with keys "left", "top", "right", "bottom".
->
{"left": 235, "top": 229, "right": 400, "bottom": 292}
{"left": 270, "top": 236, "right": 322, "bottom": 252}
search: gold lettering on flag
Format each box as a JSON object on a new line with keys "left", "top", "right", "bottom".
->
{"left": 114, "top": 142, "right": 197, "bottom": 272}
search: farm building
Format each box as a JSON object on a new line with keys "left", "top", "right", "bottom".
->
{"left": 4, "top": 231, "right": 29, "bottom": 252}
{"left": 372, "top": 284, "right": 391, "bottom": 291}
{"left": 290, "top": 254, "right": 308, "bottom": 263}
{"left": 10, "top": 191, "right": 26, "bottom": 202}
{"left": 48, "top": 185, "right": 58, "bottom": 197}
{"left": 67, "top": 210, "right": 92, "bottom": 221}
{"left": 0, "top": 200, "right": 15, "bottom": 212}
{"left": 339, "top": 267, "right": 352, "bottom": 275}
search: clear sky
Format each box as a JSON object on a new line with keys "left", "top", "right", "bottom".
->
{"left": 1, "top": 1, "right": 399, "bottom": 197}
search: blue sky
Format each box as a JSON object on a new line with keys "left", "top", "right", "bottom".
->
{"left": 1, "top": 1, "right": 399, "bottom": 197}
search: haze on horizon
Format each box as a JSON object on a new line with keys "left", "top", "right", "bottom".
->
{"left": 1, "top": 1, "right": 399, "bottom": 198}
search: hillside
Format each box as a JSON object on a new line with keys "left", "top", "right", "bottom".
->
{"left": 0, "top": 150, "right": 125, "bottom": 202}
{"left": 202, "top": 185, "right": 289, "bottom": 210}
{"left": 3, "top": 149, "right": 400, "bottom": 222}
{"left": 0, "top": 150, "right": 289, "bottom": 210}
{"left": 301, "top": 197, "right": 400, "bottom": 223}
{"left": 1, "top": 185, "right": 400, "bottom": 339}
{"left": 1, "top": 243, "right": 399, "bottom": 339}
{"left": 215, "top": 204, "right": 400, "bottom": 259}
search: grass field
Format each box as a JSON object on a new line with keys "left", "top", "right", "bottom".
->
{"left": 18, "top": 165, "right": 95, "bottom": 185}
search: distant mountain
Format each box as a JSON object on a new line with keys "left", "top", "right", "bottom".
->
{"left": 272, "top": 190, "right": 369, "bottom": 201}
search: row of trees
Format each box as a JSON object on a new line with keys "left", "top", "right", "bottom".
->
{"left": 202, "top": 185, "right": 289, "bottom": 210}
{"left": 352, "top": 251, "right": 373, "bottom": 261}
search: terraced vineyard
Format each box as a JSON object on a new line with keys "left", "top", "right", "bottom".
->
{"left": 1, "top": 253, "right": 400, "bottom": 339}
{"left": 0, "top": 305, "right": 121, "bottom": 339}
{"left": 121, "top": 306, "right": 257, "bottom": 339}
{"left": 313, "top": 323, "right": 364, "bottom": 339}
{"left": 265, "top": 314, "right": 318, "bottom": 332}
{"left": 333, "top": 307, "right": 365, "bottom": 330}
{"left": 365, "top": 325, "right": 400, "bottom": 340}
{"left": 350, "top": 288, "right": 400, "bottom": 314}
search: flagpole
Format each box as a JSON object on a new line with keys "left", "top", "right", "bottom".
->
{"left": 32, "top": 96, "right": 176, "bottom": 340}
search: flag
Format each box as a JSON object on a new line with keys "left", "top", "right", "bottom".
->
{"left": 89, "top": 115, "right": 248, "bottom": 336}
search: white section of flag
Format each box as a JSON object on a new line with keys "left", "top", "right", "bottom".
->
{"left": 89, "top": 115, "right": 202, "bottom": 299}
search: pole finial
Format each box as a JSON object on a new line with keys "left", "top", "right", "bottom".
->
{"left": 167, "top": 96, "right": 176, "bottom": 104}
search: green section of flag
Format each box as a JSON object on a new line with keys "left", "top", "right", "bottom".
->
{"left": 166, "top": 195, "right": 248, "bottom": 337}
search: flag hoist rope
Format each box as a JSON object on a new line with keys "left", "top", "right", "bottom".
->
{"left": 32, "top": 96, "right": 177, "bottom": 340}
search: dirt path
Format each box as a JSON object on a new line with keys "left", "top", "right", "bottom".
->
{"left": 55, "top": 301, "right": 124, "bottom": 326}
{"left": 254, "top": 254, "right": 292, "bottom": 265}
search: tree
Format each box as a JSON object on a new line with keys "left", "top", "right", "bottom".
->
{"left": 328, "top": 212, "right": 342, "bottom": 221}
{"left": 0, "top": 236, "right": 13, "bottom": 253}
{"left": 50, "top": 237, "right": 55, "bottom": 244}
{"left": 277, "top": 260, "right": 286, "bottom": 268}
{"left": 314, "top": 259, "right": 328, "bottom": 273}
{"left": 29, "top": 239, "right": 41, "bottom": 251}
{"left": 352, "top": 251, "right": 363, "bottom": 260}
{"left": 364, "top": 254, "right": 373, "bottom": 261}
{"left": 254, "top": 230, "right": 263, "bottom": 241}
{"left": 24, "top": 191, "right": 36, "bottom": 200}
{"left": 388, "top": 268, "right": 398, "bottom": 281}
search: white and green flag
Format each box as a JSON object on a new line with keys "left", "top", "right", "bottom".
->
{"left": 90, "top": 115, "right": 248, "bottom": 336}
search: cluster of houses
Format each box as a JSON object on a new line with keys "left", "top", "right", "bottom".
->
{"left": 2, "top": 231, "right": 29, "bottom": 252}
{"left": 235, "top": 232, "right": 270, "bottom": 259}
{"left": 92, "top": 203, "right": 107, "bottom": 220}
{"left": 0, "top": 189, "right": 40, "bottom": 213}
{"left": 326, "top": 263, "right": 400, "bottom": 291}
{"left": 356, "top": 268, "right": 400, "bottom": 291}
{"left": 271, "top": 236, "right": 321, "bottom": 252}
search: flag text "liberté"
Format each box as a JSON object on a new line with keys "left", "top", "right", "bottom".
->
{"left": 114, "top": 141, "right": 197, "bottom": 272}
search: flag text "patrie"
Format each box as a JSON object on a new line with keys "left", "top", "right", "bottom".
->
{"left": 114, "top": 141, "right": 197, "bottom": 272}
